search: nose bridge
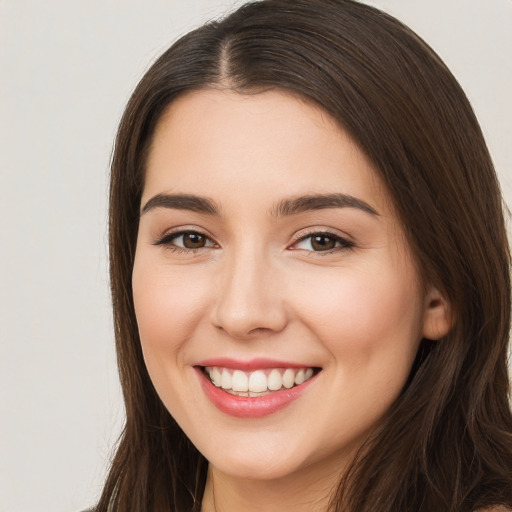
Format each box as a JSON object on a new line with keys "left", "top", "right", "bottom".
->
{"left": 212, "top": 241, "right": 287, "bottom": 337}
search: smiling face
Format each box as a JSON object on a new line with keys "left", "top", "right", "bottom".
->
{"left": 132, "top": 89, "right": 447, "bottom": 489}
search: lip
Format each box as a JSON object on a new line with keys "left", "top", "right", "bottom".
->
{"left": 194, "top": 362, "right": 320, "bottom": 418}
{"left": 195, "top": 357, "right": 310, "bottom": 371}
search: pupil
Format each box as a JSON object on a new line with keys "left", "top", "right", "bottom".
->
{"left": 184, "top": 233, "right": 205, "bottom": 248}
{"left": 312, "top": 235, "right": 335, "bottom": 251}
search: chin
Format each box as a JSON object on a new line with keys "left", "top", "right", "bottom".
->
{"left": 210, "top": 453, "right": 305, "bottom": 481}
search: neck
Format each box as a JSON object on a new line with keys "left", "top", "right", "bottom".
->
{"left": 201, "top": 462, "right": 342, "bottom": 512}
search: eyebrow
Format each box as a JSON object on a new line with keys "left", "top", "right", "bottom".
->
{"left": 141, "top": 192, "right": 379, "bottom": 217}
{"left": 141, "top": 193, "right": 219, "bottom": 215}
{"left": 270, "top": 193, "right": 380, "bottom": 217}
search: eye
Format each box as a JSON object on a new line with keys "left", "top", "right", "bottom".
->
{"left": 291, "top": 232, "right": 354, "bottom": 253}
{"left": 154, "top": 230, "right": 217, "bottom": 251}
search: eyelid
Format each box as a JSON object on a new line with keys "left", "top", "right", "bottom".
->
{"left": 152, "top": 226, "right": 354, "bottom": 254}
{"left": 288, "top": 228, "right": 355, "bottom": 253}
{"left": 153, "top": 227, "right": 218, "bottom": 250}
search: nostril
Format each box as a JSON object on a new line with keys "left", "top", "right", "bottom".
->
{"left": 211, "top": 302, "right": 289, "bottom": 338}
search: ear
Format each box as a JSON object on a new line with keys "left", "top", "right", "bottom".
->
{"left": 421, "top": 286, "right": 453, "bottom": 340}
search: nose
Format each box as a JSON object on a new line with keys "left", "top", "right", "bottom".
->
{"left": 211, "top": 247, "right": 288, "bottom": 339}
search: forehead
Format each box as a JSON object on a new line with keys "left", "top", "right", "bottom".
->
{"left": 143, "top": 88, "right": 391, "bottom": 216}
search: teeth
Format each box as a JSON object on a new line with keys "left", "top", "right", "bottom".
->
{"left": 248, "top": 370, "right": 267, "bottom": 393}
{"left": 205, "top": 366, "right": 317, "bottom": 393}
{"left": 294, "top": 369, "right": 305, "bottom": 385}
{"left": 232, "top": 370, "right": 248, "bottom": 392}
{"left": 221, "top": 370, "right": 232, "bottom": 390}
{"left": 211, "top": 367, "right": 222, "bottom": 387}
{"left": 282, "top": 368, "right": 295, "bottom": 389}
{"left": 267, "top": 369, "right": 282, "bottom": 391}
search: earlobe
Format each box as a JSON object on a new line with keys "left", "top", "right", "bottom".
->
{"left": 421, "top": 287, "right": 453, "bottom": 340}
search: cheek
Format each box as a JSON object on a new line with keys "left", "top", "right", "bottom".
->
{"left": 131, "top": 257, "right": 213, "bottom": 422}
{"left": 132, "top": 258, "right": 210, "bottom": 360}
{"left": 291, "top": 265, "right": 424, "bottom": 443}
{"left": 293, "top": 264, "right": 424, "bottom": 364}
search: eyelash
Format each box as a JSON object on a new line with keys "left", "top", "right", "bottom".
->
{"left": 153, "top": 229, "right": 355, "bottom": 255}
{"left": 153, "top": 230, "right": 218, "bottom": 254}
{"left": 291, "top": 230, "right": 355, "bottom": 255}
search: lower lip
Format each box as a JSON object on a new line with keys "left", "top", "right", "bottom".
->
{"left": 196, "top": 368, "right": 318, "bottom": 418}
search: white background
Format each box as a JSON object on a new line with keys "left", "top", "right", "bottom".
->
{"left": 0, "top": 1, "right": 510, "bottom": 511}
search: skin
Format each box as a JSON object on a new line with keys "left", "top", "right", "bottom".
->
{"left": 132, "top": 89, "right": 451, "bottom": 512}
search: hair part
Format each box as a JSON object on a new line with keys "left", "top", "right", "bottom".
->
{"left": 97, "top": 1, "right": 512, "bottom": 510}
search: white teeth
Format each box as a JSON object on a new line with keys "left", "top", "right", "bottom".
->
{"left": 248, "top": 370, "right": 268, "bottom": 393}
{"left": 205, "top": 366, "right": 317, "bottom": 393}
{"left": 211, "top": 367, "right": 222, "bottom": 387}
{"left": 294, "top": 369, "right": 305, "bottom": 385}
{"left": 221, "top": 370, "right": 232, "bottom": 390}
{"left": 282, "top": 368, "right": 295, "bottom": 389}
{"left": 231, "top": 370, "right": 249, "bottom": 392}
{"left": 267, "top": 369, "right": 282, "bottom": 390}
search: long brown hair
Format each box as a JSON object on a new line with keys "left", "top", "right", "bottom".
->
{"left": 97, "top": 1, "right": 512, "bottom": 510}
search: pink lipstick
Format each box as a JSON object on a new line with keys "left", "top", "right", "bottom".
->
{"left": 194, "top": 359, "right": 320, "bottom": 418}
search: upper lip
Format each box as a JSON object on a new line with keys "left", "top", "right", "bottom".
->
{"left": 195, "top": 357, "right": 318, "bottom": 371}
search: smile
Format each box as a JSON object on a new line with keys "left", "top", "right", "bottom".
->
{"left": 204, "top": 366, "right": 315, "bottom": 396}
{"left": 195, "top": 362, "right": 321, "bottom": 418}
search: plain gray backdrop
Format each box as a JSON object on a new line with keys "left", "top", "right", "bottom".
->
{"left": 1, "top": 1, "right": 511, "bottom": 511}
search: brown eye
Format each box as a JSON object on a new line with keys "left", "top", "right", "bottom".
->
{"left": 292, "top": 232, "right": 354, "bottom": 253}
{"left": 310, "top": 235, "right": 337, "bottom": 251}
{"left": 154, "top": 230, "right": 216, "bottom": 251}
{"left": 182, "top": 232, "right": 207, "bottom": 248}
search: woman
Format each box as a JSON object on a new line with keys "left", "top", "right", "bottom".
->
{"left": 95, "top": 0, "right": 512, "bottom": 510}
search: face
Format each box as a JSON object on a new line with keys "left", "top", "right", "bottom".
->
{"left": 132, "top": 89, "right": 443, "bottom": 485}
